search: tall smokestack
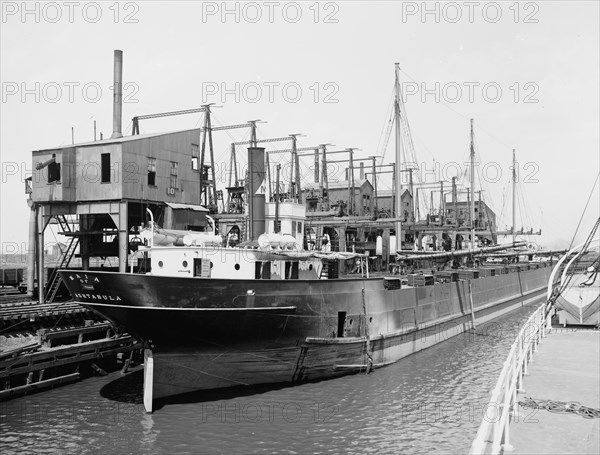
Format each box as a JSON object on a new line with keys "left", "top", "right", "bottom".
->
{"left": 111, "top": 50, "right": 123, "bottom": 139}
{"left": 247, "top": 147, "right": 266, "bottom": 241}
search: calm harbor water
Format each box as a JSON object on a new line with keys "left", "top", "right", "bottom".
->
{"left": 0, "top": 297, "right": 544, "bottom": 455}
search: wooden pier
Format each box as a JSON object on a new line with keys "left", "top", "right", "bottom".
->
{"left": 0, "top": 297, "right": 143, "bottom": 400}
{"left": 0, "top": 322, "right": 142, "bottom": 399}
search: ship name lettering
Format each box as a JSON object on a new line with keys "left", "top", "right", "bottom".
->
{"left": 73, "top": 292, "right": 121, "bottom": 301}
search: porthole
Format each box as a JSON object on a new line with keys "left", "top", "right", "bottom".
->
{"left": 369, "top": 317, "right": 373, "bottom": 323}
{"left": 158, "top": 261, "right": 164, "bottom": 268}
{"left": 234, "top": 264, "right": 240, "bottom": 270}
{"left": 309, "top": 264, "right": 313, "bottom": 271}
{"left": 182, "top": 260, "right": 188, "bottom": 267}
{"left": 349, "top": 318, "right": 353, "bottom": 326}
{"left": 210, "top": 261, "right": 214, "bottom": 268}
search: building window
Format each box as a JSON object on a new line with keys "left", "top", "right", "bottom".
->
{"left": 147, "top": 158, "right": 156, "bottom": 186}
{"left": 170, "top": 162, "right": 178, "bottom": 189}
{"left": 191, "top": 144, "right": 199, "bottom": 171}
{"left": 101, "top": 153, "right": 111, "bottom": 183}
{"left": 363, "top": 194, "right": 370, "bottom": 209}
{"left": 48, "top": 162, "right": 61, "bottom": 183}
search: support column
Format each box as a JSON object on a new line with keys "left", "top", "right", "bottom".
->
{"left": 118, "top": 201, "right": 128, "bottom": 273}
{"left": 164, "top": 206, "right": 173, "bottom": 230}
{"left": 27, "top": 202, "right": 36, "bottom": 294}
{"left": 37, "top": 205, "right": 45, "bottom": 304}
{"left": 382, "top": 228, "right": 390, "bottom": 270}
{"left": 80, "top": 214, "right": 90, "bottom": 271}
{"left": 335, "top": 227, "right": 347, "bottom": 274}
{"left": 335, "top": 227, "right": 347, "bottom": 252}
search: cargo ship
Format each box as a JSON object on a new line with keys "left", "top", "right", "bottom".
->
{"left": 59, "top": 237, "right": 552, "bottom": 412}
{"left": 52, "top": 58, "right": 553, "bottom": 412}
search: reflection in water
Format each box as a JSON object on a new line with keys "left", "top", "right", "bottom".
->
{"left": 140, "top": 413, "right": 159, "bottom": 454}
{"left": 0, "top": 298, "right": 542, "bottom": 455}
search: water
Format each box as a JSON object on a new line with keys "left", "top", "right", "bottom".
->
{"left": 0, "top": 298, "right": 543, "bottom": 455}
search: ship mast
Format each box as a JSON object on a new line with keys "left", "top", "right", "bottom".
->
{"left": 470, "top": 119, "right": 476, "bottom": 251}
{"left": 512, "top": 148, "right": 516, "bottom": 244}
{"left": 394, "top": 63, "right": 403, "bottom": 250}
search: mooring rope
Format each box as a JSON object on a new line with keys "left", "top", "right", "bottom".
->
{"left": 519, "top": 397, "right": 600, "bottom": 419}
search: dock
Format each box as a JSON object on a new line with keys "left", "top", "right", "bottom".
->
{"left": 509, "top": 329, "right": 600, "bottom": 454}
{"left": 0, "top": 297, "right": 143, "bottom": 400}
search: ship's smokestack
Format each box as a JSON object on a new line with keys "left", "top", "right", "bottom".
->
{"left": 247, "top": 147, "right": 266, "bottom": 241}
{"left": 111, "top": 50, "right": 123, "bottom": 139}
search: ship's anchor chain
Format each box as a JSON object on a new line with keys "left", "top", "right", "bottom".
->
{"left": 519, "top": 397, "right": 600, "bottom": 419}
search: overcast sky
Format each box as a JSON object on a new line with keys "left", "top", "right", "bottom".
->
{"left": 1, "top": 0, "right": 599, "bottom": 254}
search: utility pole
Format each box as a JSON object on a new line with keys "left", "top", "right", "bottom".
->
{"left": 440, "top": 181, "right": 444, "bottom": 225}
{"left": 469, "top": 118, "right": 475, "bottom": 250}
{"left": 452, "top": 176, "right": 458, "bottom": 226}
{"left": 346, "top": 148, "right": 356, "bottom": 215}
{"left": 321, "top": 144, "right": 331, "bottom": 211}
{"left": 371, "top": 156, "right": 378, "bottom": 215}
{"left": 409, "top": 168, "right": 414, "bottom": 223}
{"left": 289, "top": 134, "right": 300, "bottom": 202}
{"left": 275, "top": 164, "right": 281, "bottom": 232}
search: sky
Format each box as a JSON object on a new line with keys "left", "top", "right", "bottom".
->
{"left": 1, "top": 0, "right": 599, "bottom": 255}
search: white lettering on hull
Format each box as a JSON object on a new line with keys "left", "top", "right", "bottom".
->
{"left": 73, "top": 293, "right": 122, "bottom": 301}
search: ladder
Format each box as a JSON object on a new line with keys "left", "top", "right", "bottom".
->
{"left": 45, "top": 215, "right": 79, "bottom": 303}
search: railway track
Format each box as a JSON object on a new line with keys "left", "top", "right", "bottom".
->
{"left": 0, "top": 301, "right": 88, "bottom": 319}
{"left": 0, "top": 300, "right": 98, "bottom": 335}
{"left": 0, "top": 294, "right": 34, "bottom": 305}
{"left": 0, "top": 289, "right": 23, "bottom": 296}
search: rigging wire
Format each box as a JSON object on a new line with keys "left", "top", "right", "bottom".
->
{"left": 376, "top": 86, "right": 395, "bottom": 162}
{"left": 567, "top": 172, "right": 600, "bottom": 251}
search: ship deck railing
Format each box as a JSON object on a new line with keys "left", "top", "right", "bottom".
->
{"left": 469, "top": 301, "right": 552, "bottom": 455}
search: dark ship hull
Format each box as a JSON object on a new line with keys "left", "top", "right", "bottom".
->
{"left": 59, "top": 264, "right": 552, "bottom": 406}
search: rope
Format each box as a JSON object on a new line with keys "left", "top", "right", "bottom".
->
{"left": 519, "top": 397, "right": 600, "bottom": 419}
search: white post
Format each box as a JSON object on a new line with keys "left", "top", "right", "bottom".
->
{"left": 143, "top": 349, "right": 154, "bottom": 413}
